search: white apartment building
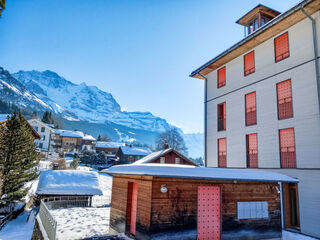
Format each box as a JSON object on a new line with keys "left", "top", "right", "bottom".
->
{"left": 28, "top": 119, "right": 55, "bottom": 151}
{"left": 190, "top": 0, "right": 320, "bottom": 238}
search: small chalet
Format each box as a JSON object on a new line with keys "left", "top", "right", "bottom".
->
{"left": 133, "top": 148, "right": 197, "bottom": 166}
{"left": 95, "top": 141, "right": 125, "bottom": 155}
{"left": 36, "top": 170, "right": 102, "bottom": 206}
{"left": 54, "top": 129, "right": 84, "bottom": 152}
{"left": 82, "top": 134, "right": 96, "bottom": 151}
{"left": 116, "top": 146, "right": 151, "bottom": 164}
{"left": 102, "top": 165, "right": 298, "bottom": 240}
{"left": 0, "top": 114, "right": 40, "bottom": 140}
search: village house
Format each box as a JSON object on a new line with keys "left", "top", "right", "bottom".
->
{"left": 0, "top": 114, "right": 40, "bottom": 140}
{"left": 132, "top": 148, "right": 198, "bottom": 166}
{"left": 190, "top": 0, "right": 320, "bottom": 238}
{"left": 36, "top": 170, "right": 102, "bottom": 206}
{"left": 54, "top": 129, "right": 84, "bottom": 152}
{"left": 95, "top": 141, "right": 125, "bottom": 154}
{"left": 81, "top": 134, "right": 96, "bottom": 151}
{"left": 28, "top": 119, "right": 55, "bottom": 152}
{"left": 116, "top": 146, "right": 152, "bottom": 164}
{"left": 103, "top": 164, "right": 298, "bottom": 239}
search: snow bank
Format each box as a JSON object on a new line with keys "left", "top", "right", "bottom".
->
{"left": 36, "top": 170, "right": 102, "bottom": 196}
{"left": 102, "top": 164, "right": 298, "bottom": 183}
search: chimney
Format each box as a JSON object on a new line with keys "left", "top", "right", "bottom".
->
{"left": 163, "top": 143, "right": 169, "bottom": 149}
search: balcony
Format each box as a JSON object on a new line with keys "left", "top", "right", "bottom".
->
{"left": 278, "top": 98, "right": 293, "bottom": 119}
{"left": 218, "top": 118, "right": 226, "bottom": 131}
{"left": 280, "top": 149, "right": 296, "bottom": 168}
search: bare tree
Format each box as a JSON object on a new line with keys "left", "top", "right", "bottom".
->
{"left": 156, "top": 128, "right": 188, "bottom": 155}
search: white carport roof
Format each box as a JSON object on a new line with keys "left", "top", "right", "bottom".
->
{"left": 36, "top": 170, "right": 103, "bottom": 196}
{"left": 102, "top": 164, "right": 299, "bottom": 183}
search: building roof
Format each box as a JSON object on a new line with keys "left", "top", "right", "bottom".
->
{"left": 0, "top": 114, "right": 10, "bottom": 122}
{"left": 83, "top": 134, "right": 96, "bottom": 141}
{"left": 119, "top": 146, "right": 152, "bottom": 156}
{"left": 95, "top": 141, "right": 125, "bottom": 148}
{"left": 55, "top": 129, "right": 84, "bottom": 138}
{"left": 132, "top": 148, "right": 197, "bottom": 166}
{"left": 0, "top": 113, "right": 41, "bottom": 139}
{"left": 235, "top": 4, "right": 281, "bottom": 26}
{"left": 28, "top": 119, "right": 55, "bottom": 132}
{"left": 190, "top": 0, "right": 320, "bottom": 78}
{"left": 102, "top": 164, "right": 299, "bottom": 183}
{"left": 36, "top": 170, "right": 103, "bottom": 196}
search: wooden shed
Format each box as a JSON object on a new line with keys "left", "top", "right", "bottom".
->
{"left": 102, "top": 165, "right": 298, "bottom": 240}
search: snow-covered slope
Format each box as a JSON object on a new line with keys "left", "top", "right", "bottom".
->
{"left": 13, "top": 70, "right": 171, "bottom": 132}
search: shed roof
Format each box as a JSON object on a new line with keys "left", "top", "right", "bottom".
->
{"left": 83, "top": 134, "right": 96, "bottom": 141}
{"left": 119, "top": 146, "right": 151, "bottom": 156}
{"left": 36, "top": 170, "right": 103, "bottom": 196}
{"left": 102, "top": 164, "right": 298, "bottom": 183}
{"left": 132, "top": 148, "right": 197, "bottom": 166}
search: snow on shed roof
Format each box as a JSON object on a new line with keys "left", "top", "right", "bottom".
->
{"left": 95, "top": 141, "right": 125, "bottom": 148}
{"left": 0, "top": 114, "right": 11, "bottom": 122}
{"left": 55, "top": 129, "right": 84, "bottom": 138}
{"left": 120, "top": 146, "right": 152, "bottom": 156}
{"left": 102, "top": 164, "right": 299, "bottom": 183}
{"left": 36, "top": 170, "right": 103, "bottom": 196}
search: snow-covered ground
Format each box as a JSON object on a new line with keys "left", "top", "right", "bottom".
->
{"left": 50, "top": 207, "right": 110, "bottom": 240}
{"left": 92, "top": 173, "right": 113, "bottom": 207}
{"left": 0, "top": 209, "right": 36, "bottom": 240}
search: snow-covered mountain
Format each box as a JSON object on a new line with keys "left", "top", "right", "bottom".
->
{"left": 12, "top": 70, "right": 171, "bottom": 132}
{"left": 0, "top": 67, "right": 203, "bottom": 158}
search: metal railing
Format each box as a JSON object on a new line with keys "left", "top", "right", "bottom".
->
{"left": 278, "top": 98, "right": 293, "bottom": 119}
{"left": 218, "top": 118, "right": 226, "bottom": 131}
{"left": 246, "top": 109, "right": 257, "bottom": 126}
{"left": 39, "top": 200, "right": 57, "bottom": 240}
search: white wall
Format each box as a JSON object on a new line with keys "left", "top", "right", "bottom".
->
{"left": 29, "top": 119, "right": 54, "bottom": 151}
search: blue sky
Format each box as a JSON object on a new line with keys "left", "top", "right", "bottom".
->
{"left": 0, "top": 0, "right": 299, "bottom": 133}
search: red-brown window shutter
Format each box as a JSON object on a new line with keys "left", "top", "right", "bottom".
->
{"left": 275, "top": 32, "right": 289, "bottom": 62}
{"left": 217, "top": 67, "right": 226, "bottom": 88}
{"left": 218, "top": 138, "right": 226, "bottom": 168}
{"left": 244, "top": 51, "right": 255, "bottom": 76}
{"left": 245, "top": 92, "right": 257, "bottom": 126}
{"left": 247, "top": 133, "right": 258, "bottom": 168}
{"left": 277, "top": 79, "right": 293, "bottom": 120}
{"left": 279, "top": 128, "right": 296, "bottom": 168}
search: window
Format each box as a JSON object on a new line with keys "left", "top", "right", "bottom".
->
{"left": 245, "top": 92, "right": 257, "bottom": 126}
{"left": 246, "top": 133, "right": 258, "bottom": 168}
{"left": 217, "top": 66, "right": 226, "bottom": 88}
{"left": 218, "top": 138, "right": 226, "bottom": 168}
{"left": 275, "top": 32, "right": 289, "bottom": 62}
{"left": 160, "top": 157, "right": 165, "bottom": 164}
{"left": 41, "top": 127, "right": 45, "bottom": 132}
{"left": 244, "top": 51, "right": 255, "bottom": 76}
{"left": 175, "top": 157, "right": 180, "bottom": 164}
{"left": 247, "top": 18, "right": 258, "bottom": 34}
{"left": 42, "top": 135, "right": 46, "bottom": 141}
{"left": 39, "top": 143, "right": 43, "bottom": 149}
{"left": 237, "top": 201, "right": 268, "bottom": 219}
{"left": 34, "top": 126, "right": 38, "bottom": 131}
{"left": 218, "top": 102, "right": 226, "bottom": 131}
{"left": 277, "top": 79, "right": 293, "bottom": 120}
{"left": 279, "top": 128, "right": 296, "bottom": 168}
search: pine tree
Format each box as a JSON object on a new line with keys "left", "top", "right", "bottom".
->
{"left": 0, "top": 111, "right": 39, "bottom": 207}
{"left": 42, "top": 111, "right": 54, "bottom": 124}
{"left": 97, "top": 135, "right": 102, "bottom": 141}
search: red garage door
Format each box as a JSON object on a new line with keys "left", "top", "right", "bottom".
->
{"left": 197, "top": 186, "right": 221, "bottom": 240}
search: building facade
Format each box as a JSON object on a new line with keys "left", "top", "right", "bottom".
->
{"left": 190, "top": 1, "right": 320, "bottom": 238}
{"left": 28, "top": 119, "right": 55, "bottom": 151}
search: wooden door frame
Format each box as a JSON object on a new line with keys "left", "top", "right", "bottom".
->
{"left": 282, "top": 182, "right": 300, "bottom": 229}
{"left": 126, "top": 181, "right": 138, "bottom": 236}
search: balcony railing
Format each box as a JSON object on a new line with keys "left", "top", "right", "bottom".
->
{"left": 39, "top": 200, "right": 57, "bottom": 240}
{"left": 218, "top": 153, "right": 226, "bottom": 168}
{"left": 280, "top": 149, "right": 296, "bottom": 168}
{"left": 246, "top": 109, "right": 257, "bottom": 126}
{"left": 218, "top": 118, "right": 226, "bottom": 131}
{"left": 278, "top": 98, "right": 293, "bottom": 119}
{"left": 247, "top": 152, "right": 258, "bottom": 168}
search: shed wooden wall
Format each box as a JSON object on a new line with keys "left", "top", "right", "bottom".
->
{"left": 150, "top": 177, "right": 281, "bottom": 232}
{"left": 109, "top": 175, "right": 153, "bottom": 237}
